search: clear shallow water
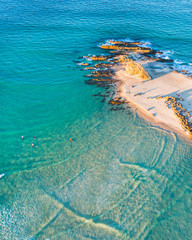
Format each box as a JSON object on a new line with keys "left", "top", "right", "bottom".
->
{"left": 0, "top": 0, "right": 192, "bottom": 239}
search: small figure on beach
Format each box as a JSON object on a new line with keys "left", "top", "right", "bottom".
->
{"left": 21, "top": 136, "right": 24, "bottom": 140}
{"left": 70, "top": 138, "right": 73, "bottom": 142}
{"left": 31, "top": 144, "right": 34, "bottom": 147}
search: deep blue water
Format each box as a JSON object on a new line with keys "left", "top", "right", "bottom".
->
{"left": 0, "top": 1, "right": 192, "bottom": 239}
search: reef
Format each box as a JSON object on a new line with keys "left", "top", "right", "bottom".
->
{"left": 100, "top": 43, "right": 151, "bottom": 54}
{"left": 90, "top": 56, "right": 108, "bottom": 61}
{"left": 94, "top": 63, "right": 114, "bottom": 68}
{"left": 80, "top": 62, "right": 90, "bottom": 66}
{"left": 84, "top": 67, "right": 96, "bottom": 70}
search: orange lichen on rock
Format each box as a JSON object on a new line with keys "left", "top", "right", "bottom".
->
{"left": 94, "top": 63, "right": 114, "bottom": 68}
{"left": 80, "top": 63, "right": 89, "bottom": 66}
{"left": 125, "top": 59, "right": 151, "bottom": 80}
{"left": 84, "top": 67, "right": 96, "bottom": 70}
{"left": 109, "top": 40, "right": 141, "bottom": 45}
{"left": 90, "top": 56, "right": 108, "bottom": 61}
{"left": 100, "top": 44, "right": 151, "bottom": 53}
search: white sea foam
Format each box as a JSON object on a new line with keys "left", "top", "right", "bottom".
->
{"left": 174, "top": 59, "right": 184, "bottom": 65}
{"left": 156, "top": 50, "right": 174, "bottom": 60}
{"left": 120, "top": 38, "right": 134, "bottom": 43}
{"left": 139, "top": 40, "right": 152, "bottom": 48}
{"left": 99, "top": 38, "right": 133, "bottom": 47}
{"left": 0, "top": 173, "right": 5, "bottom": 179}
{"left": 173, "top": 61, "right": 192, "bottom": 74}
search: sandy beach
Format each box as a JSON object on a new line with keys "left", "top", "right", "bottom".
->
{"left": 114, "top": 61, "right": 192, "bottom": 140}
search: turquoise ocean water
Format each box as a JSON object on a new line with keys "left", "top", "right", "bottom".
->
{"left": 0, "top": 0, "right": 192, "bottom": 239}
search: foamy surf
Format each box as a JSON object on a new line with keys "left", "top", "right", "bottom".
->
{"left": 173, "top": 61, "right": 192, "bottom": 74}
{"left": 0, "top": 173, "right": 5, "bottom": 179}
{"left": 156, "top": 50, "right": 174, "bottom": 60}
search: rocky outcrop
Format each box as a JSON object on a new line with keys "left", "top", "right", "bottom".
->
{"left": 84, "top": 67, "right": 96, "bottom": 70}
{"left": 94, "top": 63, "right": 114, "bottom": 68}
{"left": 100, "top": 44, "right": 151, "bottom": 54}
{"left": 90, "top": 56, "right": 108, "bottom": 61}
{"left": 109, "top": 40, "right": 141, "bottom": 45}
{"left": 108, "top": 97, "right": 128, "bottom": 105}
{"left": 118, "top": 55, "right": 129, "bottom": 62}
{"left": 157, "top": 96, "right": 192, "bottom": 138}
{"left": 125, "top": 59, "right": 151, "bottom": 80}
{"left": 80, "top": 63, "right": 89, "bottom": 66}
{"left": 90, "top": 69, "right": 114, "bottom": 78}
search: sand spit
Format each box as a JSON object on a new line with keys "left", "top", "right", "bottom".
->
{"left": 79, "top": 40, "right": 192, "bottom": 140}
